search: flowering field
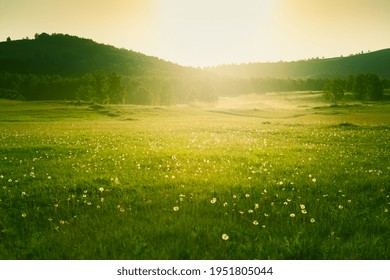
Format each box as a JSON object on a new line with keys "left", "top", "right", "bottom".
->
{"left": 0, "top": 96, "right": 389, "bottom": 259}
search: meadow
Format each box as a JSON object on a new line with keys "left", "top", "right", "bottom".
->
{"left": 0, "top": 92, "right": 389, "bottom": 259}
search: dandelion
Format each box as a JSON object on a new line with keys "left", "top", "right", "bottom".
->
{"left": 101, "top": 198, "right": 104, "bottom": 203}
{"left": 60, "top": 220, "right": 65, "bottom": 225}
{"left": 173, "top": 206, "right": 179, "bottom": 211}
{"left": 338, "top": 205, "right": 344, "bottom": 209}
{"left": 310, "top": 218, "right": 315, "bottom": 223}
{"left": 99, "top": 187, "right": 104, "bottom": 192}
{"left": 385, "top": 208, "right": 388, "bottom": 213}
{"left": 290, "top": 213, "right": 295, "bottom": 218}
{"left": 21, "top": 213, "right": 27, "bottom": 218}
{"left": 312, "top": 178, "right": 317, "bottom": 183}
{"left": 222, "top": 233, "right": 229, "bottom": 241}
{"left": 120, "top": 208, "right": 125, "bottom": 212}
{"left": 245, "top": 193, "right": 250, "bottom": 198}
{"left": 21, "top": 192, "right": 26, "bottom": 196}
{"left": 300, "top": 204, "right": 305, "bottom": 209}
{"left": 253, "top": 220, "right": 259, "bottom": 225}
{"left": 248, "top": 209, "right": 254, "bottom": 214}
{"left": 254, "top": 203, "right": 259, "bottom": 209}
{"left": 48, "top": 217, "right": 53, "bottom": 222}
{"left": 54, "top": 204, "right": 59, "bottom": 208}
{"left": 232, "top": 195, "right": 237, "bottom": 199}
{"left": 264, "top": 213, "right": 269, "bottom": 217}
{"left": 210, "top": 198, "right": 217, "bottom": 204}
{"left": 223, "top": 202, "right": 228, "bottom": 207}
{"left": 301, "top": 209, "right": 307, "bottom": 214}
{"left": 262, "top": 225, "right": 266, "bottom": 228}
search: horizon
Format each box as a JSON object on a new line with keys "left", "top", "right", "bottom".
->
{"left": 2, "top": 32, "right": 389, "bottom": 68}
{"left": 1, "top": 0, "right": 390, "bottom": 67}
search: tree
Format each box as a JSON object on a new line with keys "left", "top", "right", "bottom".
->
{"left": 352, "top": 74, "right": 367, "bottom": 100}
{"left": 365, "top": 73, "right": 383, "bottom": 100}
{"left": 92, "top": 71, "right": 109, "bottom": 104}
{"left": 135, "top": 85, "right": 155, "bottom": 105}
{"left": 6, "top": 36, "right": 11, "bottom": 42}
{"left": 351, "top": 73, "right": 384, "bottom": 101}
{"left": 107, "top": 72, "right": 125, "bottom": 104}
{"left": 323, "top": 79, "right": 345, "bottom": 104}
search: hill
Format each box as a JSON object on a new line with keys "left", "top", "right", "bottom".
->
{"left": 206, "top": 49, "right": 390, "bottom": 79}
{"left": 0, "top": 33, "right": 185, "bottom": 77}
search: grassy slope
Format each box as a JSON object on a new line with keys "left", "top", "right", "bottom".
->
{"left": 0, "top": 95, "right": 389, "bottom": 259}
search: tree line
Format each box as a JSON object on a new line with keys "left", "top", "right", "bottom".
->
{"left": 323, "top": 73, "right": 386, "bottom": 104}
{"left": 0, "top": 71, "right": 388, "bottom": 105}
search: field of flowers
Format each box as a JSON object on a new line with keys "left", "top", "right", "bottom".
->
{"left": 0, "top": 97, "right": 389, "bottom": 259}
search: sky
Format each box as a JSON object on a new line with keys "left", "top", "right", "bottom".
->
{"left": 1, "top": 0, "right": 389, "bottom": 67}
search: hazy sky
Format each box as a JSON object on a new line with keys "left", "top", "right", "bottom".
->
{"left": 1, "top": 0, "right": 389, "bottom": 67}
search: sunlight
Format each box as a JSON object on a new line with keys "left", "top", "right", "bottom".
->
{"left": 157, "top": 0, "right": 275, "bottom": 66}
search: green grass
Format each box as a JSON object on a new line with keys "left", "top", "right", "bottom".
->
{"left": 0, "top": 94, "right": 389, "bottom": 259}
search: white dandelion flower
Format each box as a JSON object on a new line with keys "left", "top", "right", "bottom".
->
{"left": 222, "top": 233, "right": 229, "bottom": 241}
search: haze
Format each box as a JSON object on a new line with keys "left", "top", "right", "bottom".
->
{"left": 1, "top": 0, "right": 389, "bottom": 67}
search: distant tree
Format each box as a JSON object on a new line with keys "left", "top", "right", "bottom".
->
{"left": 34, "top": 32, "right": 50, "bottom": 40}
{"left": 107, "top": 72, "right": 125, "bottom": 104}
{"left": 323, "top": 79, "right": 345, "bottom": 104}
{"left": 135, "top": 85, "right": 155, "bottom": 105}
{"left": 75, "top": 72, "right": 109, "bottom": 103}
{"left": 345, "top": 75, "right": 355, "bottom": 92}
{"left": 352, "top": 74, "right": 367, "bottom": 100}
{"left": 351, "top": 73, "right": 383, "bottom": 101}
{"left": 365, "top": 73, "right": 383, "bottom": 100}
{"left": 6, "top": 36, "right": 11, "bottom": 42}
{"left": 160, "top": 79, "right": 175, "bottom": 105}
{"left": 92, "top": 71, "right": 109, "bottom": 104}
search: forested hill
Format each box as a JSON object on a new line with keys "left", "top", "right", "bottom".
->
{"left": 206, "top": 49, "right": 390, "bottom": 79}
{"left": 0, "top": 33, "right": 184, "bottom": 76}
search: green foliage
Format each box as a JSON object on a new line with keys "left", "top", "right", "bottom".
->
{"left": 323, "top": 79, "right": 345, "bottom": 104}
{"left": 352, "top": 73, "right": 384, "bottom": 101}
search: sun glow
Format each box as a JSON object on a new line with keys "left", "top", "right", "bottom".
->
{"left": 1, "top": 0, "right": 389, "bottom": 67}
{"left": 156, "top": 0, "right": 275, "bottom": 66}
